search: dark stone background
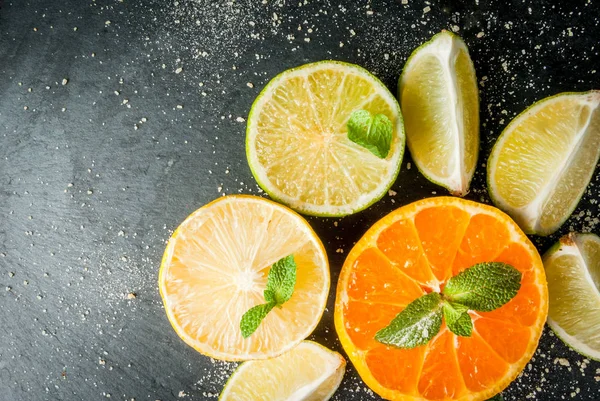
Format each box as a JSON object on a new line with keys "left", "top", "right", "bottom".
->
{"left": 1, "top": 0, "right": 599, "bottom": 400}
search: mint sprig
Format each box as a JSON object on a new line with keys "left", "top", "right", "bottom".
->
{"left": 375, "top": 262, "right": 521, "bottom": 348}
{"left": 263, "top": 255, "right": 296, "bottom": 305}
{"left": 240, "top": 254, "right": 297, "bottom": 338}
{"left": 442, "top": 262, "right": 522, "bottom": 311}
{"left": 375, "top": 292, "right": 443, "bottom": 348}
{"left": 347, "top": 109, "right": 393, "bottom": 158}
{"left": 442, "top": 301, "right": 472, "bottom": 337}
{"left": 240, "top": 303, "right": 275, "bottom": 338}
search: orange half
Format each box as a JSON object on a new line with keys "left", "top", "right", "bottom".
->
{"left": 334, "top": 197, "right": 548, "bottom": 401}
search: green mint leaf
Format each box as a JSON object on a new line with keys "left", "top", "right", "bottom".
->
{"left": 446, "top": 300, "right": 469, "bottom": 314}
{"left": 442, "top": 262, "right": 521, "bottom": 312}
{"left": 241, "top": 254, "right": 297, "bottom": 338}
{"left": 486, "top": 394, "right": 504, "bottom": 401}
{"left": 240, "top": 302, "right": 275, "bottom": 338}
{"left": 263, "top": 289, "right": 276, "bottom": 304}
{"left": 347, "top": 109, "right": 393, "bottom": 158}
{"left": 375, "top": 292, "right": 443, "bottom": 349}
{"left": 442, "top": 301, "right": 473, "bottom": 337}
{"left": 265, "top": 254, "right": 297, "bottom": 305}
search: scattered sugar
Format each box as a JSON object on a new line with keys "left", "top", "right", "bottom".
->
{"left": 4, "top": 2, "right": 600, "bottom": 400}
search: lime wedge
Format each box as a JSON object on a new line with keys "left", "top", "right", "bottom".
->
{"left": 399, "top": 30, "right": 479, "bottom": 196}
{"left": 246, "top": 61, "right": 405, "bottom": 217}
{"left": 543, "top": 233, "right": 600, "bottom": 361}
{"left": 219, "top": 341, "right": 346, "bottom": 400}
{"left": 488, "top": 91, "right": 600, "bottom": 235}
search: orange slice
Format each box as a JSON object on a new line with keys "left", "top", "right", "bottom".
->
{"left": 159, "top": 195, "right": 329, "bottom": 361}
{"left": 334, "top": 197, "right": 548, "bottom": 401}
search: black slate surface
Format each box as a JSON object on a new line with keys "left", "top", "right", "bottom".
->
{"left": 1, "top": 0, "right": 600, "bottom": 400}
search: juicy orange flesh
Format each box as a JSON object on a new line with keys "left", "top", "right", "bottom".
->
{"left": 366, "top": 345, "right": 425, "bottom": 394}
{"left": 341, "top": 203, "right": 545, "bottom": 399}
{"left": 413, "top": 205, "right": 471, "bottom": 282}
{"left": 377, "top": 218, "right": 437, "bottom": 286}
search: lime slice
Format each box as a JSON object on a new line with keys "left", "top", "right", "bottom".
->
{"left": 543, "top": 233, "right": 600, "bottom": 361}
{"left": 246, "top": 61, "right": 405, "bottom": 217}
{"left": 399, "top": 30, "right": 479, "bottom": 196}
{"left": 219, "top": 341, "right": 346, "bottom": 401}
{"left": 488, "top": 91, "right": 600, "bottom": 235}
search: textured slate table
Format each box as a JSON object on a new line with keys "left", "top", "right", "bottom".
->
{"left": 1, "top": 0, "right": 599, "bottom": 400}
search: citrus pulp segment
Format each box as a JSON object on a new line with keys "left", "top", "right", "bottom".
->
{"left": 487, "top": 91, "right": 600, "bottom": 236}
{"left": 334, "top": 197, "right": 548, "bottom": 401}
{"left": 399, "top": 31, "right": 479, "bottom": 196}
{"left": 246, "top": 60, "right": 405, "bottom": 216}
{"left": 159, "top": 195, "right": 329, "bottom": 361}
{"left": 219, "top": 341, "right": 346, "bottom": 401}
{"left": 543, "top": 232, "right": 600, "bottom": 361}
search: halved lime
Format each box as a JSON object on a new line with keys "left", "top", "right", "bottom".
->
{"left": 487, "top": 91, "right": 600, "bottom": 235}
{"left": 399, "top": 31, "right": 479, "bottom": 196}
{"left": 543, "top": 232, "right": 600, "bottom": 361}
{"left": 246, "top": 61, "right": 405, "bottom": 217}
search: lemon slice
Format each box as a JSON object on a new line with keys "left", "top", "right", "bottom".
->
{"left": 488, "top": 91, "right": 600, "bottom": 235}
{"left": 543, "top": 233, "right": 600, "bottom": 361}
{"left": 219, "top": 341, "right": 346, "bottom": 401}
{"left": 159, "top": 195, "right": 329, "bottom": 361}
{"left": 246, "top": 61, "right": 405, "bottom": 217}
{"left": 399, "top": 30, "right": 479, "bottom": 196}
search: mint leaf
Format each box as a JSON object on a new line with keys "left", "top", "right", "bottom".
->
{"left": 442, "top": 301, "right": 473, "bottom": 337}
{"left": 263, "top": 289, "right": 276, "bottom": 304}
{"left": 240, "top": 302, "right": 275, "bottom": 338}
{"left": 241, "top": 254, "right": 297, "bottom": 338}
{"left": 264, "top": 254, "right": 296, "bottom": 305}
{"left": 347, "top": 109, "right": 393, "bottom": 158}
{"left": 487, "top": 394, "right": 504, "bottom": 401}
{"left": 375, "top": 263, "right": 522, "bottom": 348}
{"left": 442, "top": 262, "right": 521, "bottom": 312}
{"left": 375, "top": 292, "right": 443, "bottom": 349}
